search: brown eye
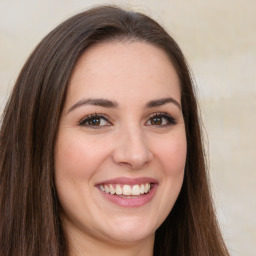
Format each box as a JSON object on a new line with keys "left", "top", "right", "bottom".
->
{"left": 146, "top": 113, "right": 177, "bottom": 127}
{"left": 87, "top": 117, "right": 101, "bottom": 126}
{"left": 150, "top": 117, "right": 163, "bottom": 125}
{"left": 79, "top": 114, "right": 110, "bottom": 127}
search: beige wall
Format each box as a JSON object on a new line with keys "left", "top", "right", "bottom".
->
{"left": 1, "top": 0, "right": 255, "bottom": 255}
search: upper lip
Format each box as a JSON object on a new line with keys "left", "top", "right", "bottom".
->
{"left": 96, "top": 177, "right": 158, "bottom": 185}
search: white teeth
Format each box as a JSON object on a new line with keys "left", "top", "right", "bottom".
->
{"left": 104, "top": 185, "right": 110, "bottom": 193}
{"left": 140, "top": 184, "right": 145, "bottom": 194}
{"left": 145, "top": 183, "right": 150, "bottom": 193}
{"left": 116, "top": 184, "right": 122, "bottom": 195}
{"left": 132, "top": 185, "right": 140, "bottom": 195}
{"left": 123, "top": 185, "right": 132, "bottom": 195}
{"left": 109, "top": 184, "right": 115, "bottom": 194}
{"left": 99, "top": 183, "right": 151, "bottom": 196}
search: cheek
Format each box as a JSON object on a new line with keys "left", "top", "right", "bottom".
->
{"left": 54, "top": 133, "right": 109, "bottom": 220}
{"left": 154, "top": 131, "right": 187, "bottom": 176}
{"left": 150, "top": 131, "right": 186, "bottom": 225}
{"left": 55, "top": 133, "right": 108, "bottom": 179}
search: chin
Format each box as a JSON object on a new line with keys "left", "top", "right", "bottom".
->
{"left": 100, "top": 215, "right": 157, "bottom": 244}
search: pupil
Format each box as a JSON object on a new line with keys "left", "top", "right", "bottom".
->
{"left": 90, "top": 118, "right": 100, "bottom": 126}
{"left": 152, "top": 117, "right": 162, "bottom": 125}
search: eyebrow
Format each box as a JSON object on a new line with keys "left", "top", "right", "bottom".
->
{"left": 67, "top": 97, "right": 181, "bottom": 113}
{"left": 67, "top": 98, "right": 118, "bottom": 113}
{"left": 146, "top": 97, "right": 181, "bottom": 109}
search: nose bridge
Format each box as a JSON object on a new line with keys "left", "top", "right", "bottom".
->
{"left": 112, "top": 122, "right": 153, "bottom": 169}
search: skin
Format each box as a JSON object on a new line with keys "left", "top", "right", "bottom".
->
{"left": 55, "top": 41, "right": 187, "bottom": 256}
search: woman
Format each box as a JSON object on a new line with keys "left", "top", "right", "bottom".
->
{"left": 0, "top": 5, "right": 229, "bottom": 256}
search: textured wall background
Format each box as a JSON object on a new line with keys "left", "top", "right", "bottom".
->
{"left": 1, "top": 0, "right": 255, "bottom": 255}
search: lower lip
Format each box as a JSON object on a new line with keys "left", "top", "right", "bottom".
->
{"left": 98, "top": 184, "right": 158, "bottom": 207}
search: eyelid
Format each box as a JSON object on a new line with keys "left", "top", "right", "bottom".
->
{"left": 78, "top": 111, "right": 176, "bottom": 128}
{"left": 79, "top": 113, "right": 112, "bottom": 127}
{"left": 145, "top": 112, "right": 177, "bottom": 126}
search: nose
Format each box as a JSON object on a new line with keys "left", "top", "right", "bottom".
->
{"left": 112, "top": 127, "right": 153, "bottom": 170}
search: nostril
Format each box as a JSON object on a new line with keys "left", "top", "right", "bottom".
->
{"left": 111, "top": 138, "right": 153, "bottom": 169}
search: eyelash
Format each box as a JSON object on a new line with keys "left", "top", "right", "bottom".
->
{"left": 146, "top": 112, "right": 177, "bottom": 127}
{"left": 79, "top": 112, "right": 177, "bottom": 128}
{"left": 79, "top": 113, "right": 111, "bottom": 128}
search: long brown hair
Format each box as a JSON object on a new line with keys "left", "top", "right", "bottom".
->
{"left": 0, "top": 5, "right": 229, "bottom": 256}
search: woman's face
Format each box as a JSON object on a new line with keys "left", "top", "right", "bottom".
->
{"left": 55, "top": 42, "right": 187, "bottom": 247}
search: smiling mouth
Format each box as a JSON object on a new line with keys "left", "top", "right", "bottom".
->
{"left": 99, "top": 183, "right": 152, "bottom": 196}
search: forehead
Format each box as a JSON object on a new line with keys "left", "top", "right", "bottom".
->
{"left": 67, "top": 41, "right": 181, "bottom": 105}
